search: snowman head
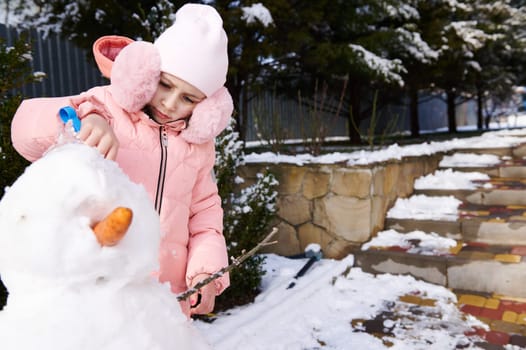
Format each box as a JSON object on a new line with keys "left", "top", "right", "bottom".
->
{"left": 0, "top": 143, "right": 161, "bottom": 292}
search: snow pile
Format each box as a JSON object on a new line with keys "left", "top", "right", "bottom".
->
{"left": 414, "top": 169, "right": 490, "bottom": 190}
{"left": 362, "top": 229, "right": 458, "bottom": 255}
{"left": 197, "top": 254, "right": 485, "bottom": 350}
{"left": 386, "top": 195, "right": 462, "bottom": 221}
{"left": 439, "top": 152, "right": 501, "bottom": 168}
{"left": 0, "top": 143, "right": 210, "bottom": 350}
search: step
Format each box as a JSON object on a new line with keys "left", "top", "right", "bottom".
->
{"left": 451, "top": 140, "right": 526, "bottom": 158}
{"left": 385, "top": 202, "right": 526, "bottom": 245}
{"left": 353, "top": 231, "right": 526, "bottom": 298}
{"left": 415, "top": 177, "right": 526, "bottom": 206}
{"left": 438, "top": 160, "right": 526, "bottom": 179}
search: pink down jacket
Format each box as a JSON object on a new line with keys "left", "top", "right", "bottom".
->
{"left": 11, "top": 36, "right": 232, "bottom": 302}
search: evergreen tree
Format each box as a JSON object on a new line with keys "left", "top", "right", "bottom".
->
{"left": 214, "top": 120, "right": 278, "bottom": 310}
{"left": 0, "top": 32, "right": 44, "bottom": 309}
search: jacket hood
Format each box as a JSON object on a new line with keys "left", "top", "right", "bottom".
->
{"left": 92, "top": 35, "right": 233, "bottom": 144}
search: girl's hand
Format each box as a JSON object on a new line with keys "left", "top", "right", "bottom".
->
{"left": 189, "top": 273, "right": 217, "bottom": 316}
{"left": 78, "top": 114, "right": 119, "bottom": 160}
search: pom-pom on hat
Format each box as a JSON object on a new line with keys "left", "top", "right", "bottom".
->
{"left": 153, "top": 4, "right": 228, "bottom": 97}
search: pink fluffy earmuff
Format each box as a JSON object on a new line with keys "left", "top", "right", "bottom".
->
{"left": 93, "top": 36, "right": 233, "bottom": 144}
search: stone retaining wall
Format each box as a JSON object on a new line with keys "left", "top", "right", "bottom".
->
{"left": 238, "top": 153, "right": 443, "bottom": 259}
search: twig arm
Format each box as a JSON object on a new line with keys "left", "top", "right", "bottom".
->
{"left": 176, "top": 227, "right": 278, "bottom": 301}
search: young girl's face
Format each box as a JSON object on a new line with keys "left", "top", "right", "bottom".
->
{"left": 147, "top": 72, "right": 206, "bottom": 129}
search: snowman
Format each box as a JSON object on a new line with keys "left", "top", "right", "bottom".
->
{"left": 0, "top": 142, "right": 212, "bottom": 350}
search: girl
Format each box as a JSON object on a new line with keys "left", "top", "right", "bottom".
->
{"left": 11, "top": 3, "right": 232, "bottom": 317}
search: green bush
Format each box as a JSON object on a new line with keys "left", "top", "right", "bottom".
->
{"left": 214, "top": 120, "right": 278, "bottom": 311}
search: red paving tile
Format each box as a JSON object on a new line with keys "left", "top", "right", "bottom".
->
{"left": 511, "top": 246, "right": 526, "bottom": 256}
{"left": 480, "top": 307, "right": 503, "bottom": 320}
{"left": 485, "top": 330, "right": 510, "bottom": 345}
{"left": 460, "top": 304, "right": 483, "bottom": 316}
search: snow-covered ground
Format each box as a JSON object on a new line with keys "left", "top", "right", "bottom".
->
{"left": 3, "top": 116, "right": 526, "bottom": 349}
{"left": 196, "top": 254, "right": 485, "bottom": 350}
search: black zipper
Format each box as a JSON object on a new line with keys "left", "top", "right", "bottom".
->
{"left": 155, "top": 126, "right": 168, "bottom": 214}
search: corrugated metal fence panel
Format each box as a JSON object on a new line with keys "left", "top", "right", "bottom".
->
{"left": 244, "top": 91, "right": 349, "bottom": 141}
{"left": 1, "top": 24, "right": 107, "bottom": 98}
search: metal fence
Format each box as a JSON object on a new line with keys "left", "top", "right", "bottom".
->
{"left": 1, "top": 24, "right": 107, "bottom": 98}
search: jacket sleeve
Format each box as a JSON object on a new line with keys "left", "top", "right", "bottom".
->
{"left": 11, "top": 96, "right": 75, "bottom": 162}
{"left": 185, "top": 141, "right": 230, "bottom": 294}
{"left": 11, "top": 87, "right": 113, "bottom": 162}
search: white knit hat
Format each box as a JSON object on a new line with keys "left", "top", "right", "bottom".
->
{"left": 153, "top": 4, "right": 228, "bottom": 97}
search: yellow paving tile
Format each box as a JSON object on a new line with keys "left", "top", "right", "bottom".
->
{"left": 484, "top": 298, "right": 500, "bottom": 310}
{"left": 493, "top": 294, "right": 526, "bottom": 303}
{"left": 502, "top": 310, "right": 518, "bottom": 323}
{"left": 449, "top": 241, "right": 463, "bottom": 255}
{"left": 490, "top": 320, "right": 524, "bottom": 334}
{"left": 487, "top": 218, "right": 506, "bottom": 223}
{"left": 494, "top": 254, "right": 522, "bottom": 263}
{"left": 458, "top": 294, "right": 486, "bottom": 307}
{"left": 457, "top": 251, "right": 495, "bottom": 260}
{"left": 419, "top": 298, "right": 436, "bottom": 307}
{"left": 517, "top": 313, "right": 526, "bottom": 325}
{"left": 398, "top": 294, "right": 422, "bottom": 305}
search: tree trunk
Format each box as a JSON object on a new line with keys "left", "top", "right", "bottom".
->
{"left": 409, "top": 87, "right": 420, "bottom": 137}
{"left": 226, "top": 79, "right": 243, "bottom": 138}
{"left": 446, "top": 90, "right": 457, "bottom": 133}
{"left": 476, "top": 87, "right": 484, "bottom": 130}
{"left": 347, "top": 83, "right": 362, "bottom": 145}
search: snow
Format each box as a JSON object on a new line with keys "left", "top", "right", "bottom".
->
{"left": 414, "top": 168, "right": 490, "bottom": 190}
{"left": 241, "top": 3, "right": 273, "bottom": 27}
{"left": 244, "top": 125, "right": 526, "bottom": 167}
{"left": 387, "top": 194, "right": 462, "bottom": 221}
{"left": 0, "top": 142, "right": 211, "bottom": 350}
{"left": 196, "top": 254, "right": 485, "bottom": 350}
{"left": 362, "top": 229, "right": 457, "bottom": 255}
{"left": 3, "top": 121, "right": 526, "bottom": 348}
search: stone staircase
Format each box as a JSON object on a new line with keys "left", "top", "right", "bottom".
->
{"left": 354, "top": 142, "right": 526, "bottom": 298}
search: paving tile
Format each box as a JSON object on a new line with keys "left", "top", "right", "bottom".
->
{"left": 511, "top": 246, "right": 526, "bottom": 256}
{"left": 458, "top": 294, "right": 487, "bottom": 307}
{"left": 484, "top": 298, "right": 501, "bottom": 310}
{"left": 457, "top": 251, "right": 495, "bottom": 260}
{"left": 489, "top": 319, "right": 523, "bottom": 335}
{"left": 502, "top": 310, "right": 518, "bottom": 323}
{"left": 510, "top": 334, "right": 526, "bottom": 347}
{"left": 484, "top": 330, "right": 510, "bottom": 345}
{"left": 494, "top": 294, "right": 526, "bottom": 303}
{"left": 517, "top": 313, "right": 526, "bottom": 326}
{"left": 494, "top": 254, "right": 522, "bottom": 263}
{"left": 480, "top": 308, "right": 503, "bottom": 320}
{"left": 419, "top": 298, "right": 436, "bottom": 307}
{"left": 386, "top": 246, "right": 408, "bottom": 252}
{"left": 473, "top": 341, "right": 505, "bottom": 350}
{"left": 461, "top": 304, "right": 483, "bottom": 316}
{"left": 398, "top": 294, "right": 422, "bottom": 305}
{"left": 449, "top": 241, "right": 463, "bottom": 255}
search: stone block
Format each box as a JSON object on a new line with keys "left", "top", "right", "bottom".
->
{"left": 332, "top": 168, "right": 372, "bottom": 198}
{"left": 297, "top": 222, "right": 325, "bottom": 252}
{"left": 275, "top": 165, "right": 306, "bottom": 195}
{"left": 262, "top": 221, "right": 300, "bottom": 256}
{"left": 277, "top": 194, "right": 311, "bottom": 226}
{"left": 313, "top": 195, "right": 371, "bottom": 243}
{"left": 383, "top": 163, "right": 401, "bottom": 202}
{"left": 303, "top": 167, "right": 331, "bottom": 199}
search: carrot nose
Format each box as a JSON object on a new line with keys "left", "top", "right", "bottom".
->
{"left": 92, "top": 207, "right": 133, "bottom": 246}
